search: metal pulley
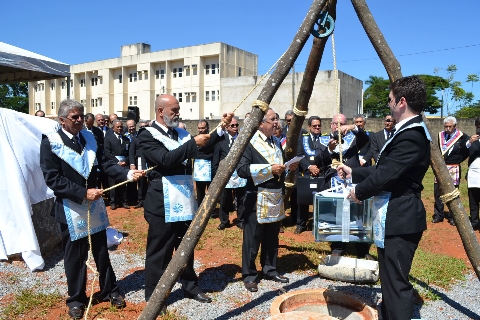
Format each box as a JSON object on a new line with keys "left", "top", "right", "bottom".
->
{"left": 311, "top": 11, "right": 335, "bottom": 38}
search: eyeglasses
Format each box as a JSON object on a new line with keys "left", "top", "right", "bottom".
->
{"left": 311, "top": 125, "right": 321, "bottom": 128}
{"left": 64, "top": 114, "right": 85, "bottom": 122}
{"left": 230, "top": 123, "right": 239, "bottom": 128}
{"left": 385, "top": 119, "right": 394, "bottom": 123}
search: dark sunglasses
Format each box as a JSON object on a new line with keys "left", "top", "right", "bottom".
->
{"left": 311, "top": 125, "right": 321, "bottom": 128}
{"left": 64, "top": 114, "right": 85, "bottom": 122}
{"left": 285, "top": 119, "right": 292, "bottom": 122}
{"left": 230, "top": 123, "right": 239, "bottom": 128}
{"left": 385, "top": 119, "right": 394, "bottom": 123}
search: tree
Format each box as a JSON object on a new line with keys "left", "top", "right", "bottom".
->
{"left": 363, "top": 74, "right": 447, "bottom": 117}
{"left": 0, "top": 82, "right": 29, "bottom": 114}
{"left": 454, "top": 100, "right": 480, "bottom": 118}
{"left": 434, "top": 65, "right": 474, "bottom": 115}
{"left": 466, "top": 74, "right": 479, "bottom": 92}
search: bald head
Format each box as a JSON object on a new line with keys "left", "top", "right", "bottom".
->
{"left": 155, "top": 94, "right": 180, "bottom": 128}
{"left": 330, "top": 114, "right": 347, "bottom": 133}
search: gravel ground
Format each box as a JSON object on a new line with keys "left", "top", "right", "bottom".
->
{"left": 1, "top": 247, "right": 479, "bottom": 319}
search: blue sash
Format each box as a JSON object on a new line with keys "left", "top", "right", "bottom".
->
{"left": 225, "top": 170, "right": 247, "bottom": 188}
{"left": 319, "top": 131, "right": 355, "bottom": 155}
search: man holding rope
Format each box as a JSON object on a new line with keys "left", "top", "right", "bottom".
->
{"left": 40, "top": 99, "right": 144, "bottom": 319}
{"left": 138, "top": 94, "right": 232, "bottom": 305}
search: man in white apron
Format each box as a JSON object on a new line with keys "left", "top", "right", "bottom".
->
{"left": 337, "top": 76, "right": 431, "bottom": 320}
{"left": 40, "top": 99, "right": 143, "bottom": 319}
{"left": 138, "top": 94, "right": 232, "bottom": 304}
{"left": 237, "top": 108, "right": 298, "bottom": 292}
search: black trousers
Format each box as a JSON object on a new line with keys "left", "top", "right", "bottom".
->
{"left": 297, "top": 204, "right": 309, "bottom": 228}
{"left": 289, "top": 188, "right": 298, "bottom": 224}
{"left": 242, "top": 192, "right": 281, "bottom": 283}
{"left": 143, "top": 210, "right": 200, "bottom": 301}
{"left": 137, "top": 176, "right": 148, "bottom": 203}
{"left": 219, "top": 187, "right": 246, "bottom": 225}
{"left": 126, "top": 180, "right": 138, "bottom": 205}
{"left": 195, "top": 181, "right": 210, "bottom": 207}
{"left": 109, "top": 177, "right": 126, "bottom": 205}
{"left": 59, "top": 224, "right": 118, "bottom": 308}
{"left": 433, "top": 183, "right": 458, "bottom": 220}
{"left": 378, "top": 232, "right": 422, "bottom": 320}
{"left": 468, "top": 187, "right": 480, "bottom": 228}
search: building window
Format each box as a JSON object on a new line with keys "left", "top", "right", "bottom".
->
{"left": 211, "top": 90, "right": 215, "bottom": 101}
{"left": 51, "top": 102, "right": 55, "bottom": 109}
{"left": 129, "top": 96, "right": 133, "bottom": 105}
{"left": 217, "top": 90, "right": 220, "bottom": 101}
{"left": 81, "top": 79, "right": 85, "bottom": 87}
{"left": 155, "top": 70, "right": 159, "bottom": 79}
{"left": 139, "top": 72, "right": 143, "bottom": 81}
{"left": 134, "top": 96, "right": 137, "bottom": 105}
{"left": 98, "top": 98, "right": 102, "bottom": 106}
{"left": 192, "top": 94, "right": 197, "bottom": 103}
{"left": 186, "top": 95, "right": 190, "bottom": 103}
{"left": 71, "top": 80, "right": 73, "bottom": 87}
{"left": 134, "top": 72, "right": 137, "bottom": 82}
{"left": 160, "top": 70, "right": 165, "bottom": 79}
{"left": 35, "top": 103, "right": 41, "bottom": 109}
{"left": 193, "top": 68, "right": 197, "bottom": 76}
{"left": 51, "top": 82, "right": 55, "bottom": 90}
{"left": 178, "top": 93, "right": 182, "bottom": 102}
{"left": 173, "top": 93, "right": 176, "bottom": 98}
{"left": 178, "top": 67, "right": 183, "bottom": 78}
{"left": 238, "top": 67, "right": 242, "bottom": 76}
{"left": 34, "top": 85, "right": 38, "bottom": 92}
{"left": 91, "top": 99, "right": 95, "bottom": 107}
{"left": 186, "top": 68, "right": 190, "bottom": 76}
{"left": 144, "top": 72, "right": 148, "bottom": 80}
{"left": 211, "top": 64, "right": 216, "bottom": 75}
{"left": 205, "top": 91, "right": 209, "bottom": 101}
{"left": 173, "top": 68, "right": 177, "bottom": 78}
{"left": 61, "top": 81, "right": 65, "bottom": 89}
{"left": 91, "top": 78, "right": 98, "bottom": 86}
{"left": 119, "top": 75, "right": 123, "bottom": 83}
{"left": 205, "top": 65, "right": 210, "bottom": 75}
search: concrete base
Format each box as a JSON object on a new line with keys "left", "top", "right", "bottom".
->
{"left": 270, "top": 288, "right": 377, "bottom": 320}
{"left": 266, "top": 311, "right": 335, "bottom": 320}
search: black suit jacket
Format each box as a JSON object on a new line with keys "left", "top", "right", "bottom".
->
{"left": 129, "top": 133, "right": 146, "bottom": 169}
{"left": 104, "top": 131, "right": 130, "bottom": 164}
{"left": 364, "top": 129, "right": 388, "bottom": 163}
{"left": 439, "top": 131, "right": 470, "bottom": 165}
{"left": 468, "top": 139, "right": 480, "bottom": 167}
{"left": 298, "top": 133, "right": 329, "bottom": 175}
{"left": 320, "top": 129, "right": 369, "bottom": 169}
{"left": 352, "top": 115, "right": 430, "bottom": 236}
{"left": 40, "top": 129, "right": 129, "bottom": 224}
{"left": 138, "top": 122, "right": 223, "bottom": 217}
{"left": 211, "top": 134, "right": 236, "bottom": 177}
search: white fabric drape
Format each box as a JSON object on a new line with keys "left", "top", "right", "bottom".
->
{"left": 0, "top": 108, "right": 59, "bottom": 271}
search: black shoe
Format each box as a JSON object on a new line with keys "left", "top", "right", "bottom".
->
{"left": 109, "top": 293, "right": 126, "bottom": 308}
{"left": 263, "top": 274, "right": 289, "bottom": 283}
{"left": 448, "top": 219, "right": 456, "bottom": 226}
{"left": 293, "top": 226, "right": 306, "bottom": 234}
{"left": 122, "top": 203, "right": 130, "bottom": 209}
{"left": 110, "top": 204, "right": 118, "bottom": 210}
{"left": 244, "top": 281, "right": 258, "bottom": 292}
{"left": 431, "top": 217, "right": 444, "bottom": 223}
{"left": 236, "top": 223, "right": 244, "bottom": 230}
{"left": 134, "top": 202, "right": 143, "bottom": 209}
{"left": 217, "top": 223, "right": 230, "bottom": 230}
{"left": 185, "top": 292, "right": 212, "bottom": 303}
{"left": 472, "top": 224, "right": 480, "bottom": 231}
{"left": 67, "top": 306, "right": 84, "bottom": 319}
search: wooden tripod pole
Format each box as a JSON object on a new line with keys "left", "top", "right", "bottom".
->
{"left": 351, "top": 0, "right": 480, "bottom": 279}
{"left": 284, "top": 0, "right": 337, "bottom": 197}
{"left": 138, "top": 1, "right": 327, "bottom": 319}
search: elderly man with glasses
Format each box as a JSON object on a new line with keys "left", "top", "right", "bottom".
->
{"left": 237, "top": 109, "right": 298, "bottom": 292}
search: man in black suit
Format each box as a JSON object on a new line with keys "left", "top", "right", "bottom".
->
{"left": 104, "top": 120, "right": 130, "bottom": 210}
{"left": 237, "top": 109, "right": 298, "bottom": 292}
{"left": 40, "top": 99, "right": 143, "bottom": 319}
{"left": 138, "top": 94, "right": 232, "bottom": 303}
{"left": 432, "top": 116, "right": 471, "bottom": 226}
{"left": 212, "top": 117, "right": 246, "bottom": 230}
{"left": 129, "top": 119, "right": 149, "bottom": 208}
{"left": 354, "top": 114, "right": 372, "bottom": 166}
{"left": 124, "top": 119, "right": 138, "bottom": 206}
{"left": 193, "top": 120, "right": 213, "bottom": 210}
{"left": 364, "top": 114, "right": 396, "bottom": 164}
{"left": 95, "top": 113, "right": 110, "bottom": 199}
{"left": 338, "top": 76, "right": 431, "bottom": 320}
{"left": 295, "top": 116, "right": 329, "bottom": 234}
{"left": 85, "top": 113, "right": 104, "bottom": 160}
{"left": 467, "top": 117, "right": 480, "bottom": 230}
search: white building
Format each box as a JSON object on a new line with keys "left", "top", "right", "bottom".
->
{"left": 29, "top": 42, "right": 258, "bottom": 120}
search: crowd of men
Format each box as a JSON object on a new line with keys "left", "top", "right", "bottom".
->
{"left": 39, "top": 75, "right": 480, "bottom": 320}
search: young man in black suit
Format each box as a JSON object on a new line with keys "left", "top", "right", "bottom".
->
{"left": 338, "top": 76, "right": 431, "bottom": 320}
{"left": 40, "top": 99, "right": 143, "bottom": 319}
{"left": 138, "top": 94, "right": 232, "bottom": 304}
{"left": 212, "top": 117, "right": 246, "bottom": 230}
{"left": 104, "top": 120, "right": 130, "bottom": 210}
{"left": 237, "top": 109, "right": 298, "bottom": 292}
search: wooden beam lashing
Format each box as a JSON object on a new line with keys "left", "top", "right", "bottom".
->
{"left": 138, "top": 1, "right": 328, "bottom": 319}
{"left": 351, "top": 0, "right": 480, "bottom": 279}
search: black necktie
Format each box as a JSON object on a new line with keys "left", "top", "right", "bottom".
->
{"left": 168, "top": 128, "right": 177, "bottom": 141}
{"left": 72, "top": 136, "right": 81, "bottom": 153}
{"left": 446, "top": 133, "right": 450, "bottom": 141}
{"left": 118, "top": 134, "right": 122, "bottom": 145}
{"left": 313, "top": 136, "right": 320, "bottom": 149}
{"left": 267, "top": 138, "right": 273, "bottom": 148}
{"left": 230, "top": 137, "right": 235, "bottom": 148}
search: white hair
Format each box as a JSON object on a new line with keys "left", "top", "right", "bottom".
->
{"left": 444, "top": 116, "right": 457, "bottom": 125}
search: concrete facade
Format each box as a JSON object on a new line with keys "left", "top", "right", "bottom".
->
{"left": 220, "top": 70, "right": 363, "bottom": 119}
{"left": 29, "top": 42, "right": 257, "bottom": 120}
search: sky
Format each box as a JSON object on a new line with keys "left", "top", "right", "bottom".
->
{"left": 2, "top": 0, "right": 480, "bottom": 115}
